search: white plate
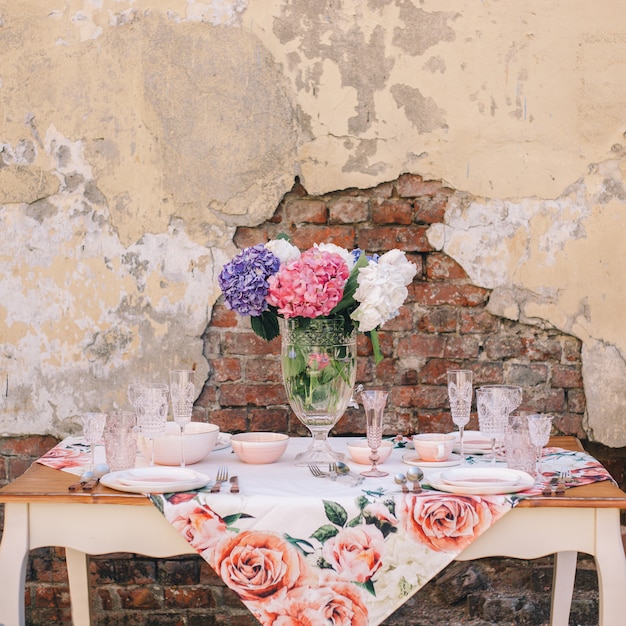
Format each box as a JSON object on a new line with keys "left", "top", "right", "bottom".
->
{"left": 402, "top": 451, "right": 462, "bottom": 468}
{"left": 214, "top": 433, "right": 231, "bottom": 451}
{"left": 440, "top": 467, "right": 522, "bottom": 489}
{"left": 449, "top": 430, "right": 492, "bottom": 454}
{"left": 429, "top": 467, "right": 534, "bottom": 495}
{"left": 100, "top": 467, "right": 211, "bottom": 494}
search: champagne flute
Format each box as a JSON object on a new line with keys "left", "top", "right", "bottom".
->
{"left": 527, "top": 413, "right": 554, "bottom": 477}
{"left": 359, "top": 389, "right": 389, "bottom": 477}
{"left": 169, "top": 370, "right": 195, "bottom": 468}
{"left": 447, "top": 369, "right": 473, "bottom": 463}
{"left": 81, "top": 412, "right": 107, "bottom": 474}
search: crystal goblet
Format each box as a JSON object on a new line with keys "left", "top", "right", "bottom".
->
{"left": 81, "top": 412, "right": 107, "bottom": 474}
{"left": 526, "top": 413, "right": 554, "bottom": 477}
{"left": 447, "top": 369, "right": 473, "bottom": 463}
{"left": 131, "top": 383, "right": 169, "bottom": 467}
{"left": 169, "top": 370, "right": 195, "bottom": 468}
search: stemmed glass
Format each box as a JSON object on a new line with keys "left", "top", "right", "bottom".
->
{"left": 527, "top": 413, "right": 554, "bottom": 477}
{"left": 477, "top": 385, "right": 522, "bottom": 464}
{"left": 80, "top": 412, "right": 107, "bottom": 474}
{"left": 359, "top": 389, "right": 389, "bottom": 477}
{"left": 130, "top": 383, "right": 169, "bottom": 467}
{"left": 447, "top": 370, "right": 473, "bottom": 463}
{"left": 169, "top": 370, "right": 195, "bottom": 468}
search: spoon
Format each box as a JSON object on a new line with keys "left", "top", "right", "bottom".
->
{"left": 394, "top": 473, "right": 409, "bottom": 493}
{"left": 406, "top": 467, "right": 423, "bottom": 493}
{"left": 334, "top": 462, "right": 351, "bottom": 475}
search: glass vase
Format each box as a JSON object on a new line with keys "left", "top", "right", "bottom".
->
{"left": 280, "top": 317, "right": 357, "bottom": 466}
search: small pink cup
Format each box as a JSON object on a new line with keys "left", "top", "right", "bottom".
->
{"left": 412, "top": 433, "right": 455, "bottom": 462}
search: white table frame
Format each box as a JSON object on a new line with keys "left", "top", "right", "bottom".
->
{"left": 0, "top": 499, "right": 624, "bottom": 626}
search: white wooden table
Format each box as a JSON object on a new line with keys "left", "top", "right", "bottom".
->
{"left": 1, "top": 436, "right": 625, "bottom": 626}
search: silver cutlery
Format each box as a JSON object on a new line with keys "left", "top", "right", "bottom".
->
{"left": 308, "top": 464, "right": 328, "bottom": 478}
{"left": 211, "top": 466, "right": 229, "bottom": 493}
{"left": 68, "top": 471, "right": 93, "bottom": 492}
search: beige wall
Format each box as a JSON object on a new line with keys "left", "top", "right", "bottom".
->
{"left": 1, "top": 1, "right": 625, "bottom": 445}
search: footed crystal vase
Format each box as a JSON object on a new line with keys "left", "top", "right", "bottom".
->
{"left": 280, "top": 317, "right": 357, "bottom": 466}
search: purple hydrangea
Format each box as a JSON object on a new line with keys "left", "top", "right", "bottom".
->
{"left": 218, "top": 244, "right": 280, "bottom": 316}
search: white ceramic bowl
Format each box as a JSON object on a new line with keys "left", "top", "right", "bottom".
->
{"left": 138, "top": 421, "right": 220, "bottom": 466}
{"left": 346, "top": 439, "right": 394, "bottom": 465}
{"left": 230, "top": 432, "right": 289, "bottom": 464}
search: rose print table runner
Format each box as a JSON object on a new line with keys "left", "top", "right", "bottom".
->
{"left": 37, "top": 437, "right": 615, "bottom": 625}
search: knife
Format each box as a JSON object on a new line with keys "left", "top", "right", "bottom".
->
{"left": 229, "top": 476, "right": 240, "bottom": 493}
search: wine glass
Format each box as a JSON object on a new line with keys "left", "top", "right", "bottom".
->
{"left": 447, "top": 369, "right": 473, "bottom": 463}
{"left": 359, "top": 389, "right": 389, "bottom": 477}
{"left": 131, "top": 383, "right": 169, "bottom": 467}
{"left": 169, "top": 370, "right": 195, "bottom": 468}
{"left": 527, "top": 413, "right": 554, "bottom": 477}
{"left": 80, "top": 412, "right": 107, "bottom": 474}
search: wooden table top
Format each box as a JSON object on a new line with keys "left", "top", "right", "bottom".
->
{"left": 1, "top": 436, "right": 625, "bottom": 508}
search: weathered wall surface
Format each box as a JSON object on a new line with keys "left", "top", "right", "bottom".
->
{"left": 1, "top": 1, "right": 625, "bottom": 445}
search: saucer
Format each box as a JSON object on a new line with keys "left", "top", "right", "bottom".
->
{"left": 401, "top": 451, "right": 461, "bottom": 468}
{"left": 214, "top": 433, "right": 231, "bottom": 451}
{"left": 429, "top": 467, "right": 534, "bottom": 495}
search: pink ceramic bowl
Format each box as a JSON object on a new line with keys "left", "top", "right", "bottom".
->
{"left": 231, "top": 432, "right": 289, "bottom": 464}
{"left": 346, "top": 439, "right": 394, "bottom": 465}
{"left": 138, "top": 421, "right": 220, "bottom": 466}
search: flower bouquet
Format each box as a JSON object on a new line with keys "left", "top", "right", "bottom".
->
{"left": 218, "top": 238, "right": 416, "bottom": 463}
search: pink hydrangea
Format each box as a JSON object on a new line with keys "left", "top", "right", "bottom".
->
{"left": 266, "top": 249, "right": 349, "bottom": 318}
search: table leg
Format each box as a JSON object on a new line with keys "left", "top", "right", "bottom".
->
{"left": 595, "top": 509, "right": 626, "bottom": 626}
{"left": 65, "top": 547, "right": 91, "bottom": 626}
{"left": 551, "top": 550, "right": 577, "bottom": 626}
{"left": 0, "top": 503, "right": 29, "bottom": 626}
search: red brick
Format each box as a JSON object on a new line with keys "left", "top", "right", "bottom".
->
{"left": 552, "top": 364, "right": 583, "bottom": 388}
{"left": 553, "top": 413, "right": 586, "bottom": 438}
{"left": 389, "top": 385, "right": 415, "bottom": 408}
{"left": 460, "top": 309, "right": 499, "bottom": 333}
{"left": 396, "top": 173, "right": 450, "bottom": 197}
{"left": 361, "top": 180, "right": 394, "bottom": 198}
{"left": 397, "top": 334, "right": 446, "bottom": 358}
{"left": 567, "top": 388, "right": 586, "bottom": 413}
{"left": 418, "top": 359, "right": 462, "bottom": 384}
{"left": 562, "top": 336, "right": 583, "bottom": 362}
{"left": 484, "top": 335, "right": 526, "bottom": 360}
{"left": 233, "top": 227, "right": 268, "bottom": 249}
{"left": 413, "top": 385, "right": 449, "bottom": 409}
{"left": 416, "top": 411, "right": 455, "bottom": 434}
{"left": 33, "top": 586, "right": 70, "bottom": 608}
{"left": 210, "top": 357, "right": 242, "bottom": 382}
{"left": 291, "top": 225, "right": 356, "bottom": 250}
{"left": 426, "top": 253, "right": 468, "bottom": 281}
{"left": 444, "top": 335, "right": 482, "bottom": 359}
{"left": 224, "top": 332, "right": 280, "bottom": 356}
{"left": 414, "top": 196, "right": 448, "bottom": 224}
{"left": 210, "top": 303, "right": 239, "bottom": 328}
{"left": 521, "top": 337, "right": 562, "bottom": 361}
{"left": 523, "top": 388, "right": 566, "bottom": 413}
{"left": 328, "top": 198, "right": 369, "bottom": 224}
{"left": 209, "top": 409, "right": 248, "bottom": 432}
{"left": 417, "top": 307, "right": 458, "bottom": 333}
{"left": 249, "top": 408, "right": 290, "bottom": 431}
{"left": 0, "top": 435, "right": 58, "bottom": 457}
{"left": 118, "top": 587, "right": 162, "bottom": 610}
{"left": 8, "top": 457, "right": 33, "bottom": 481}
{"left": 165, "top": 586, "right": 216, "bottom": 609}
{"left": 219, "top": 383, "right": 285, "bottom": 407}
{"left": 371, "top": 199, "right": 412, "bottom": 225}
{"left": 245, "top": 358, "right": 282, "bottom": 382}
{"left": 357, "top": 225, "right": 431, "bottom": 253}
{"left": 283, "top": 198, "right": 327, "bottom": 224}
{"left": 379, "top": 305, "right": 413, "bottom": 331}
{"left": 412, "top": 283, "right": 489, "bottom": 307}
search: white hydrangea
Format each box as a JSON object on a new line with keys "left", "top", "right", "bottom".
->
{"left": 265, "top": 238, "right": 301, "bottom": 264}
{"left": 350, "top": 250, "right": 417, "bottom": 332}
{"left": 313, "top": 242, "right": 356, "bottom": 270}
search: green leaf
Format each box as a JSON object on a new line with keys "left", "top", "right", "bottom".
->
{"left": 368, "top": 329, "right": 383, "bottom": 364}
{"left": 311, "top": 524, "right": 340, "bottom": 543}
{"left": 330, "top": 252, "right": 369, "bottom": 315}
{"left": 323, "top": 500, "right": 348, "bottom": 526}
{"left": 149, "top": 495, "right": 165, "bottom": 515}
{"left": 222, "top": 512, "right": 254, "bottom": 526}
{"left": 284, "top": 533, "right": 315, "bottom": 555}
{"left": 355, "top": 495, "right": 370, "bottom": 511}
{"left": 347, "top": 514, "right": 363, "bottom": 527}
{"left": 356, "top": 579, "right": 376, "bottom": 596}
{"left": 250, "top": 307, "right": 280, "bottom": 341}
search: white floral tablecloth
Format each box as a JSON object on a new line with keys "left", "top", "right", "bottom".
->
{"left": 38, "top": 436, "right": 615, "bottom": 626}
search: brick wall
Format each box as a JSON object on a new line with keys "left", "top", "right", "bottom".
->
{"left": 0, "top": 173, "right": 621, "bottom": 624}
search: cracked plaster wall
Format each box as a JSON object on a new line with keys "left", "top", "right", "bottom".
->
{"left": 1, "top": 0, "right": 625, "bottom": 445}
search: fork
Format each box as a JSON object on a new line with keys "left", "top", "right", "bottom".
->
{"left": 555, "top": 467, "right": 570, "bottom": 496}
{"left": 211, "top": 466, "right": 229, "bottom": 492}
{"left": 308, "top": 464, "right": 328, "bottom": 478}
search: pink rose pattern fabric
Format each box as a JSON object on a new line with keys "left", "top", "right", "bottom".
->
{"left": 34, "top": 440, "right": 617, "bottom": 625}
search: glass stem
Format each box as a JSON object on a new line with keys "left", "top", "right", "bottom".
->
{"left": 459, "top": 426, "right": 465, "bottom": 463}
{"left": 491, "top": 438, "right": 497, "bottom": 466}
{"left": 150, "top": 438, "right": 155, "bottom": 467}
{"left": 180, "top": 427, "right": 186, "bottom": 468}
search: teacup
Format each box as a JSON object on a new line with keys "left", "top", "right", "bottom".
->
{"left": 412, "top": 433, "right": 455, "bottom": 462}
